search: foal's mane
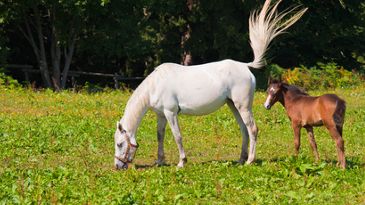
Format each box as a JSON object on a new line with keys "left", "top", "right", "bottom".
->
{"left": 282, "top": 83, "right": 309, "bottom": 96}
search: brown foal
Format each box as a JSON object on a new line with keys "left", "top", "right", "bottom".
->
{"left": 264, "top": 81, "right": 346, "bottom": 169}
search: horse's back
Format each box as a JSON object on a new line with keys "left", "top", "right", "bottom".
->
{"left": 288, "top": 92, "right": 346, "bottom": 127}
{"left": 318, "top": 94, "right": 346, "bottom": 124}
{"left": 148, "top": 60, "right": 255, "bottom": 115}
{"left": 318, "top": 94, "right": 345, "bottom": 111}
{"left": 151, "top": 59, "right": 254, "bottom": 93}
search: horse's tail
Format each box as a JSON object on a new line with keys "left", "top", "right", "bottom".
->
{"left": 247, "top": 0, "right": 307, "bottom": 69}
{"left": 334, "top": 98, "right": 346, "bottom": 136}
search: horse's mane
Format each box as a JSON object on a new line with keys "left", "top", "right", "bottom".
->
{"left": 282, "top": 83, "right": 309, "bottom": 96}
{"left": 121, "top": 73, "right": 155, "bottom": 132}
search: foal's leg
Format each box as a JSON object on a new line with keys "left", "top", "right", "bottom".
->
{"left": 227, "top": 100, "right": 249, "bottom": 164}
{"left": 304, "top": 126, "right": 320, "bottom": 162}
{"left": 292, "top": 122, "right": 302, "bottom": 156}
{"left": 164, "top": 110, "right": 187, "bottom": 168}
{"left": 326, "top": 124, "right": 346, "bottom": 169}
{"left": 156, "top": 115, "right": 167, "bottom": 166}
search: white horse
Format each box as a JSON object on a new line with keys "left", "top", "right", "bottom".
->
{"left": 114, "top": 0, "right": 307, "bottom": 169}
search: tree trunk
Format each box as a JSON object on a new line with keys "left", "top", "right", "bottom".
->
{"left": 61, "top": 37, "right": 76, "bottom": 89}
{"left": 181, "top": 0, "right": 194, "bottom": 65}
{"left": 50, "top": 8, "right": 61, "bottom": 91}
{"left": 34, "top": 6, "right": 52, "bottom": 88}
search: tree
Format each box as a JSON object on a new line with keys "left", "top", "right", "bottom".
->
{"left": 3, "top": 0, "right": 92, "bottom": 90}
{"left": 1, "top": 0, "right": 364, "bottom": 88}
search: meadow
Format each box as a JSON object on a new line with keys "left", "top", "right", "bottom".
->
{"left": 0, "top": 86, "right": 364, "bottom": 204}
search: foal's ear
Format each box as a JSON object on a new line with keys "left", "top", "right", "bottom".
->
{"left": 269, "top": 78, "right": 281, "bottom": 84}
{"left": 267, "top": 76, "right": 272, "bottom": 85}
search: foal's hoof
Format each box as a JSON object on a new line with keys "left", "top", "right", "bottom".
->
{"left": 336, "top": 161, "right": 346, "bottom": 169}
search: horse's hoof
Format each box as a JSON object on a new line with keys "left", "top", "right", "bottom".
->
{"left": 237, "top": 159, "right": 245, "bottom": 164}
{"left": 177, "top": 158, "right": 187, "bottom": 168}
{"left": 246, "top": 161, "right": 254, "bottom": 165}
{"left": 155, "top": 160, "right": 166, "bottom": 167}
{"left": 246, "top": 158, "right": 255, "bottom": 165}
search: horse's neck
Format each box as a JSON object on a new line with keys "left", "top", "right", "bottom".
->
{"left": 121, "top": 89, "right": 150, "bottom": 134}
{"left": 281, "top": 90, "right": 299, "bottom": 110}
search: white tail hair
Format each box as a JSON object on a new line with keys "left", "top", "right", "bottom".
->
{"left": 247, "top": 0, "right": 308, "bottom": 69}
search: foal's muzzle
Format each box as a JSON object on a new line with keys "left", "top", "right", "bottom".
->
{"left": 264, "top": 103, "right": 271, "bottom": 110}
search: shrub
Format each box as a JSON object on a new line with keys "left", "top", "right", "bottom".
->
{"left": 0, "top": 68, "right": 21, "bottom": 89}
{"left": 268, "top": 63, "right": 363, "bottom": 90}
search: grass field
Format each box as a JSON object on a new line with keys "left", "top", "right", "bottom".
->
{"left": 0, "top": 86, "right": 364, "bottom": 204}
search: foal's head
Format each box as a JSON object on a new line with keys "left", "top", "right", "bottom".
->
{"left": 264, "top": 81, "right": 285, "bottom": 110}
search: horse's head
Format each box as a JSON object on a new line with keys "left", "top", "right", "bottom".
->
{"left": 264, "top": 80, "right": 284, "bottom": 110}
{"left": 114, "top": 122, "right": 138, "bottom": 170}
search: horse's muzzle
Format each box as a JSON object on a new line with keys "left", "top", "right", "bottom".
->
{"left": 115, "top": 162, "right": 128, "bottom": 170}
{"left": 264, "top": 103, "right": 271, "bottom": 110}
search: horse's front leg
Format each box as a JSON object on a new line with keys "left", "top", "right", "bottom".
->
{"left": 164, "top": 110, "right": 187, "bottom": 168}
{"left": 156, "top": 115, "right": 167, "bottom": 166}
{"left": 292, "top": 122, "right": 302, "bottom": 156}
{"left": 304, "top": 126, "right": 320, "bottom": 162}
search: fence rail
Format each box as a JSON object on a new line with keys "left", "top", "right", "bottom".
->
{"left": 2, "top": 64, "right": 145, "bottom": 89}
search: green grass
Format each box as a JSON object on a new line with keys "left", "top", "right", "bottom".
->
{"left": 0, "top": 86, "right": 364, "bottom": 204}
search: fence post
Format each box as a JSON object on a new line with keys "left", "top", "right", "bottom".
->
{"left": 113, "top": 73, "right": 119, "bottom": 89}
{"left": 71, "top": 76, "right": 76, "bottom": 89}
{"left": 23, "top": 69, "right": 30, "bottom": 82}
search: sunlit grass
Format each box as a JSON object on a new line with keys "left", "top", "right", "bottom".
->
{"left": 0, "top": 86, "right": 364, "bottom": 204}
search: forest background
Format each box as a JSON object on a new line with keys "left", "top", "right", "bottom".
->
{"left": 0, "top": 0, "right": 364, "bottom": 89}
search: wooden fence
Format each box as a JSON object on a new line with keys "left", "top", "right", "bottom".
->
{"left": 2, "top": 64, "right": 145, "bottom": 89}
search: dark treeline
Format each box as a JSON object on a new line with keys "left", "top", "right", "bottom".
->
{"left": 0, "top": 0, "right": 364, "bottom": 89}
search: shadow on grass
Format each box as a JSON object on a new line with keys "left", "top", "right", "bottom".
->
{"left": 132, "top": 156, "right": 364, "bottom": 170}
{"left": 322, "top": 157, "right": 365, "bottom": 169}
{"left": 134, "top": 163, "right": 172, "bottom": 170}
{"left": 267, "top": 155, "right": 364, "bottom": 170}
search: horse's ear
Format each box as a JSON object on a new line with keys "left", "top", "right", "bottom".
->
{"left": 117, "top": 122, "right": 123, "bottom": 132}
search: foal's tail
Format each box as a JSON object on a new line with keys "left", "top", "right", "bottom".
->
{"left": 334, "top": 98, "right": 346, "bottom": 136}
{"left": 247, "top": 0, "right": 307, "bottom": 69}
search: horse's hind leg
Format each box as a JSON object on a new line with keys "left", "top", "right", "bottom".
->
{"left": 232, "top": 103, "right": 258, "bottom": 164}
{"left": 325, "top": 123, "right": 346, "bottom": 169}
{"left": 156, "top": 114, "right": 167, "bottom": 166}
{"left": 239, "top": 109, "right": 258, "bottom": 164}
{"left": 227, "top": 100, "right": 249, "bottom": 164}
{"left": 164, "top": 110, "right": 187, "bottom": 168}
{"left": 229, "top": 85, "right": 258, "bottom": 164}
{"left": 304, "top": 126, "right": 320, "bottom": 162}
